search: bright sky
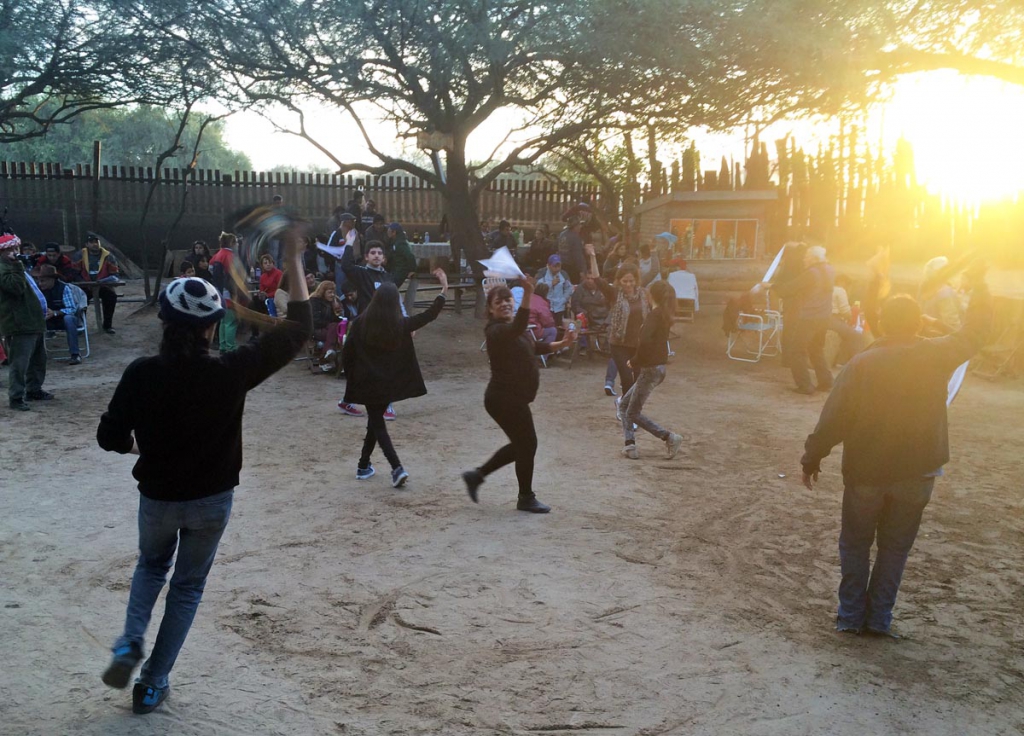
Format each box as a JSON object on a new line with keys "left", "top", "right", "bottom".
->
{"left": 224, "top": 71, "right": 1024, "bottom": 205}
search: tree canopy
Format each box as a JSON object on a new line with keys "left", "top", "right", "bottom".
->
{"left": 2, "top": 105, "right": 252, "bottom": 170}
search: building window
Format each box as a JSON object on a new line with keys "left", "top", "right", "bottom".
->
{"left": 669, "top": 219, "right": 758, "bottom": 260}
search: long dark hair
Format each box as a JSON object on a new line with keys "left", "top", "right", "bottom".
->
{"left": 160, "top": 321, "right": 212, "bottom": 360}
{"left": 648, "top": 280, "right": 676, "bottom": 328}
{"left": 362, "top": 283, "right": 403, "bottom": 351}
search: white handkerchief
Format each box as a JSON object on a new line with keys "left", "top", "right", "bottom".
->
{"left": 478, "top": 246, "right": 525, "bottom": 279}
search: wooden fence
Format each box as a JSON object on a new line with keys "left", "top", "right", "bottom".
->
{"left": 0, "top": 162, "right": 601, "bottom": 262}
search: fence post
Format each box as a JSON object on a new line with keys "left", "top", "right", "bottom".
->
{"left": 91, "top": 141, "right": 102, "bottom": 233}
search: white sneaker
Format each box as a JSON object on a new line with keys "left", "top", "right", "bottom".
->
{"left": 666, "top": 433, "right": 684, "bottom": 459}
{"left": 622, "top": 444, "right": 638, "bottom": 460}
{"left": 323, "top": 349, "right": 336, "bottom": 360}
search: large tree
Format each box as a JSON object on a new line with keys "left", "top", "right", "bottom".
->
{"left": 115, "top": 0, "right": 796, "bottom": 270}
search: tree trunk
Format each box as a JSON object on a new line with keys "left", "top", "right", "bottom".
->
{"left": 442, "top": 146, "right": 488, "bottom": 317}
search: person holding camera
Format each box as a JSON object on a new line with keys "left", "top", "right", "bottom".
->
{"left": 0, "top": 233, "right": 52, "bottom": 410}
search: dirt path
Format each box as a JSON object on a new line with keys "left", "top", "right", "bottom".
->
{"left": 2, "top": 299, "right": 1022, "bottom": 735}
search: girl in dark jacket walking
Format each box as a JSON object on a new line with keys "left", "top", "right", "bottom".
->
{"left": 342, "top": 268, "right": 448, "bottom": 487}
{"left": 462, "top": 277, "right": 576, "bottom": 513}
{"left": 619, "top": 280, "right": 683, "bottom": 460}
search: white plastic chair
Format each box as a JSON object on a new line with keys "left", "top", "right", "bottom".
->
{"left": 668, "top": 270, "right": 699, "bottom": 322}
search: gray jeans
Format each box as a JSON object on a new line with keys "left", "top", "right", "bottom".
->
{"left": 7, "top": 332, "right": 46, "bottom": 404}
{"left": 620, "top": 365, "right": 670, "bottom": 444}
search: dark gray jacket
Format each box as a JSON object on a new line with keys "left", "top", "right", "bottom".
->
{"left": 802, "top": 285, "right": 991, "bottom": 485}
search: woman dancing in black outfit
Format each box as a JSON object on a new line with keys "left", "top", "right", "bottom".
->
{"left": 462, "top": 278, "right": 576, "bottom": 513}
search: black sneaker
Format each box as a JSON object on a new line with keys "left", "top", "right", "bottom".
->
{"left": 462, "top": 470, "right": 484, "bottom": 503}
{"left": 69, "top": 354, "right": 82, "bottom": 365}
{"left": 132, "top": 681, "right": 169, "bottom": 714}
{"left": 102, "top": 641, "right": 143, "bottom": 689}
{"left": 9, "top": 400, "right": 30, "bottom": 411}
{"left": 104, "top": 327, "right": 117, "bottom": 335}
{"left": 26, "top": 390, "right": 54, "bottom": 401}
{"left": 516, "top": 497, "right": 551, "bottom": 513}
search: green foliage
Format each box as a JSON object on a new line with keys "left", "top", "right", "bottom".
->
{"left": 1, "top": 105, "right": 251, "bottom": 170}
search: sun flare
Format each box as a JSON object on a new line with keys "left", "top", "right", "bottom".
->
{"left": 878, "top": 71, "right": 1024, "bottom": 204}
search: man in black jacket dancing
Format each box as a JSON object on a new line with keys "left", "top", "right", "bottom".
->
{"left": 801, "top": 265, "right": 991, "bottom": 637}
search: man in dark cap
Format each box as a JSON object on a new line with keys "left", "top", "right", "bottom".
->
{"left": 76, "top": 234, "right": 120, "bottom": 334}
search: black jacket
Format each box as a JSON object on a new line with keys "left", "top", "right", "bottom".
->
{"left": 341, "top": 245, "right": 395, "bottom": 313}
{"left": 342, "top": 295, "right": 445, "bottom": 406}
{"left": 484, "top": 306, "right": 553, "bottom": 404}
{"left": 97, "top": 302, "right": 313, "bottom": 501}
{"left": 802, "top": 285, "right": 991, "bottom": 485}
{"left": 632, "top": 306, "right": 671, "bottom": 368}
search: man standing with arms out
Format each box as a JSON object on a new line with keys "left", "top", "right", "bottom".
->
{"left": 801, "top": 264, "right": 991, "bottom": 638}
{"left": 771, "top": 244, "right": 834, "bottom": 394}
{"left": 0, "top": 233, "right": 52, "bottom": 410}
{"left": 77, "top": 234, "right": 121, "bottom": 334}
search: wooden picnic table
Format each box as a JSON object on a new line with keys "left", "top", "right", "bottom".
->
{"left": 411, "top": 274, "right": 476, "bottom": 315}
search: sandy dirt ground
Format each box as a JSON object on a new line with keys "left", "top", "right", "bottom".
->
{"left": 2, "top": 289, "right": 1022, "bottom": 736}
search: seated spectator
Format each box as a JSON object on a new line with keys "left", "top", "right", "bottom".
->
{"left": 830, "top": 274, "right": 865, "bottom": 366}
{"left": 339, "top": 281, "right": 359, "bottom": 321}
{"left": 571, "top": 273, "right": 610, "bottom": 327}
{"left": 535, "top": 254, "right": 574, "bottom": 325}
{"left": 179, "top": 261, "right": 196, "bottom": 278}
{"left": 258, "top": 253, "right": 283, "bottom": 302}
{"left": 75, "top": 234, "right": 120, "bottom": 334}
{"left": 529, "top": 282, "right": 558, "bottom": 343}
{"left": 34, "top": 263, "right": 87, "bottom": 365}
{"left": 40, "top": 242, "right": 78, "bottom": 281}
{"left": 20, "top": 241, "right": 40, "bottom": 267}
{"left": 310, "top": 280, "right": 342, "bottom": 371}
{"left": 637, "top": 243, "right": 660, "bottom": 287}
{"left": 920, "top": 256, "right": 963, "bottom": 335}
{"left": 570, "top": 273, "right": 618, "bottom": 393}
{"left": 488, "top": 219, "right": 517, "bottom": 257}
{"left": 525, "top": 227, "right": 555, "bottom": 271}
{"left": 194, "top": 254, "right": 214, "bottom": 284}
{"left": 184, "top": 240, "right": 211, "bottom": 266}
{"left": 302, "top": 237, "right": 321, "bottom": 277}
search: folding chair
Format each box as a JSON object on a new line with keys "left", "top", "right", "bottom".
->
{"left": 668, "top": 270, "right": 700, "bottom": 322}
{"left": 727, "top": 291, "right": 782, "bottom": 363}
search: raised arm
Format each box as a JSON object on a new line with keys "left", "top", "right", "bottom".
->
{"left": 405, "top": 268, "right": 448, "bottom": 332}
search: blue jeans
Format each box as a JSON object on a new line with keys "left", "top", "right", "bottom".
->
{"left": 114, "top": 489, "right": 234, "bottom": 688}
{"left": 620, "top": 366, "right": 670, "bottom": 444}
{"left": 838, "top": 479, "right": 934, "bottom": 632}
{"left": 48, "top": 314, "right": 80, "bottom": 356}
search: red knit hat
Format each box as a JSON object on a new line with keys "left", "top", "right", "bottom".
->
{"left": 0, "top": 233, "right": 21, "bottom": 251}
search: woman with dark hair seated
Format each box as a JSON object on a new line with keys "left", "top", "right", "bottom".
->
{"left": 183, "top": 240, "right": 212, "bottom": 266}
{"left": 309, "top": 280, "right": 342, "bottom": 371}
{"left": 461, "top": 278, "right": 576, "bottom": 513}
{"left": 341, "top": 268, "right": 449, "bottom": 488}
{"left": 528, "top": 281, "right": 558, "bottom": 343}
